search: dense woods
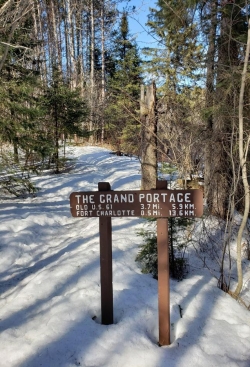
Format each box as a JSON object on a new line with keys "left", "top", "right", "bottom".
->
{"left": 0, "top": 0, "right": 249, "bottom": 299}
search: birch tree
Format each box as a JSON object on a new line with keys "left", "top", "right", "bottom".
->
{"left": 232, "top": 17, "right": 250, "bottom": 298}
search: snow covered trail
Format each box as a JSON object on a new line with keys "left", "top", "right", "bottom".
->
{"left": 0, "top": 146, "right": 249, "bottom": 367}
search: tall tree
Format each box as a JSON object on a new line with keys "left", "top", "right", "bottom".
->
{"left": 43, "top": 68, "right": 89, "bottom": 173}
{"left": 233, "top": 17, "right": 250, "bottom": 298}
{"left": 106, "top": 11, "right": 142, "bottom": 153}
{"left": 146, "top": 0, "right": 204, "bottom": 180}
{"left": 89, "top": 0, "right": 95, "bottom": 142}
{"left": 234, "top": 19, "right": 250, "bottom": 297}
{"left": 0, "top": 1, "right": 46, "bottom": 164}
{"left": 204, "top": 0, "right": 249, "bottom": 218}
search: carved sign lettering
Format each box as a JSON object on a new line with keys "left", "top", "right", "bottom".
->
{"left": 70, "top": 189, "right": 203, "bottom": 218}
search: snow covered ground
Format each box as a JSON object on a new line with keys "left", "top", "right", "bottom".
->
{"left": 0, "top": 145, "right": 249, "bottom": 367}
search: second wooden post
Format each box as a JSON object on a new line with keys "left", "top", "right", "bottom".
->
{"left": 156, "top": 180, "right": 170, "bottom": 346}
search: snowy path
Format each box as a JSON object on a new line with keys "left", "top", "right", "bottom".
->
{"left": 0, "top": 146, "right": 249, "bottom": 367}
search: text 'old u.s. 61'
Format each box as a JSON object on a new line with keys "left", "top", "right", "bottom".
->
{"left": 69, "top": 189, "right": 203, "bottom": 218}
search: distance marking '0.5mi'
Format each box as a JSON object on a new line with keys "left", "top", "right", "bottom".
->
{"left": 69, "top": 189, "right": 203, "bottom": 218}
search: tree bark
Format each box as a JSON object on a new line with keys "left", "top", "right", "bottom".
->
{"left": 233, "top": 18, "right": 250, "bottom": 298}
{"left": 205, "top": 3, "right": 238, "bottom": 218}
{"left": 140, "top": 82, "right": 157, "bottom": 190}
{"left": 65, "top": 0, "right": 76, "bottom": 89}
{"left": 89, "top": 0, "right": 95, "bottom": 143}
{"left": 204, "top": 0, "right": 217, "bottom": 201}
{"left": 101, "top": 0, "right": 105, "bottom": 145}
{"left": 75, "top": 1, "right": 85, "bottom": 95}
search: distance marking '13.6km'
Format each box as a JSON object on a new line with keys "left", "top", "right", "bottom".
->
{"left": 70, "top": 189, "right": 203, "bottom": 218}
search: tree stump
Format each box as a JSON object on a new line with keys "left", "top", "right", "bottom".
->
{"left": 140, "top": 82, "right": 157, "bottom": 190}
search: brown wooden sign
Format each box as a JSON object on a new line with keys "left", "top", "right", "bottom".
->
{"left": 70, "top": 182, "right": 204, "bottom": 347}
{"left": 70, "top": 189, "right": 203, "bottom": 218}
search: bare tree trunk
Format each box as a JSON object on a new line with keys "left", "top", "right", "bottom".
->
{"left": 62, "top": 0, "right": 70, "bottom": 79}
{"left": 47, "top": 0, "right": 59, "bottom": 68}
{"left": 140, "top": 82, "right": 157, "bottom": 190}
{"left": 55, "top": 1, "right": 63, "bottom": 73}
{"left": 65, "top": 0, "right": 76, "bottom": 89}
{"left": 101, "top": 0, "right": 105, "bottom": 145}
{"left": 204, "top": 0, "right": 217, "bottom": 201}
{"left": 232, "top": 18, "right": 250, "bottom": 298}
{"left": 206, "top": 4, "right": 238, "bottom": 219}
{"left": 89, "top": 0, "right": 95, "bottom": 143}
{"left": 31, "top": 0, "right": 39, "bottom": 64}
{"left": 75, "top": 1, "right": 85, "bottom": 95}
{"left": 33, "top": 0, "right": 48, "bottom": 85}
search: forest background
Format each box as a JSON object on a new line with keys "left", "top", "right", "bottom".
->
{"left": 0, "top": 0, "right": 250, "bottom": 304}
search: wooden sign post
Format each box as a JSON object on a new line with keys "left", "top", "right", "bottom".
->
{"left": 70, "top": 181, "right": 203, "bottom": 345}
{"left": 156, "top": 180, "right": 170, "bottom": 346}
{"left": 98, "top": 182, "right": 113, "bottom": 325}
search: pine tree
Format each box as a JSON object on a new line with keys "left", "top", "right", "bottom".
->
{"left": 42, "top": 68, "right": 89, "bottom": 173}
{"left": 0, "top": 9, "right": 47, "bottom": 165}
{"left": 105, "top": 11, "right": 142, "bottom": 154}
{"left": 146, "top": 0, "right": 202, "bottom": 92}
{"left": 0, "top": 4, "right": 49, "bottom": 195}
{"left": 136, "top": 217, "right": 192, "bottom": 280}
{"left": 146, "top": 1, "right": 204, "bottom": 181}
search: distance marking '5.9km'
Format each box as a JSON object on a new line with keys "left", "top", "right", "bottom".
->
{"left": 69, "top": 189, "right": 203, "bottom": 218}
